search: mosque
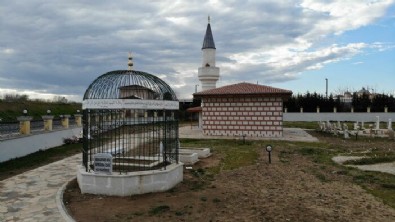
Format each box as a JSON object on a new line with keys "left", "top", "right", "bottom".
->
{"left": 190, "top": 17, "right": 292, "bottom": 138}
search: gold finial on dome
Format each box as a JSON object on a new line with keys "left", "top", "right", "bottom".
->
{"left": 128, "top": 52, "right": 133, "bottom": 71}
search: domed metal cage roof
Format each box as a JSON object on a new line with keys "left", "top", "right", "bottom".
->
{"left": 83, "top": 70, "right": 177, "bottom": 101}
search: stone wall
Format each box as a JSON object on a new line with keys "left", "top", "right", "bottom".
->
{"left": 77, "top": 163, "right": 183, "bottom": 196}
{"left": 202, "top": 96, "right": 284, "bottom": 137}
{"left": 283, "top": 112, "right": 395, "bottom": 122}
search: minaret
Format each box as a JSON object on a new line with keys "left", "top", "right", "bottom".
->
{"left": 198, "top": 16, "right": 220, "bottom": 91}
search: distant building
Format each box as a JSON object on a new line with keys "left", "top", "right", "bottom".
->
{"left": 338, "top": 91, "right": 353, "bottom": 104}
{"left": 357, "top": 87, "right": 377, "bottom": 100}
{"left": 337, "top": 87, "right": 377, "bottom": 104}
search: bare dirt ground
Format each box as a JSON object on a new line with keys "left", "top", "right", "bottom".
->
{"left": 64, "top": 133, "right": 395, "bottom": 222}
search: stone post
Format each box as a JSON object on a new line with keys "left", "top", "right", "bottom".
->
{"left": 284, "top": 107, "right": 288, "bottom": 113}
{"left": 61, "top": 115, "right": 70, "bottom": 128}
{"left": 333, "top": 107, "right": 337, "bottom": 113}
{"left": 17, "top": 116, "right": 33, "bottom": 135}
{"left": 367, "top": 107, "right": 371, "bottom": 113}
{"left": 300, "top": 107, "right": 303, "bottom": 113}
{"left": 316, "top": 106, "right": 320, "bottom": 113}
{"left": 384, "top": 106, "right": 388, "bottom": 113}
{"left": 351, "top": 107, "right": 354, "bottom": 113}
{"left": 42, "top": 115, "right": 54, "bottom": 131}
{"left": 375, "top": 116, "right": 380, "bottom": 130}
{"left": 74, "top": 114, "right": 83, "bottom": 127}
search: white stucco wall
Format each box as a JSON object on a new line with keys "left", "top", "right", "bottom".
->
{"left": 0, "top": 127, "right": 82, "bottom": 163}
{"left": 201, "top": 48, "right": 216, "bottom": 67}
{"left": 77, "top": 163, "right": 183, "bottom": 196}
{"left": 283, "top": 112, "right": 395, "bottom": 122}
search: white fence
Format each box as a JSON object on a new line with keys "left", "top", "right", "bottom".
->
{"left": 0, "top": 127, "right": 81, "bottom": 163}
{"left": 283, "top": 112, "right": 395, "bottom": 122}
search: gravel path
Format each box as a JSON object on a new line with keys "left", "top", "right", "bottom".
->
{"left": 332, "top": 155, "right": 395, "bottom": 175}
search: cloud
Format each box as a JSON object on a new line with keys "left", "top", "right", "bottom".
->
{"left": 0, "top": 0, "right": 393, "bottom": 100}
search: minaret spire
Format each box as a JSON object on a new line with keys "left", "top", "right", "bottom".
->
{"left": 202, "top": 17, "right": 216, "bottom": 49}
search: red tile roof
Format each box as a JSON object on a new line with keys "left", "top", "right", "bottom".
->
{"left": 193, "top": 82, "right": 292, "bottom": 97}
{"left": 186, "top": 106, "right": 202, "bottom": 112}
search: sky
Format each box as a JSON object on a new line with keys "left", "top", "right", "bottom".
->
{"left": 0, "top": 0, "right": 394, "bottom": 102}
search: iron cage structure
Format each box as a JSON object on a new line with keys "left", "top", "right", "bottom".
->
{"left": 82, "top": 70, "right": 179, "bottom": 174}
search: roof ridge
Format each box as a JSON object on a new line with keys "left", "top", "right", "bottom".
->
{"left": 194, "top": 82, "right": 292, "bottom": 96}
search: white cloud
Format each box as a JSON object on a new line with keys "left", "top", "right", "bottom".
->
{"left": 0, "top": 0, "right": 393, "bottom": 100}
{"left": 299, "top": 0, "right": 394, "bottom": 37}
{"left": 1, "top": 48, "right": 15, "bottom": 55}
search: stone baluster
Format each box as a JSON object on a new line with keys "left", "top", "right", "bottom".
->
{"left": 42, "top": 115, "right": 54, "bottom": 131}
{"left": 17, "top": 116, "right": 33, "bottom": 135}
{"left": 61, "top": 115, "right": 70, "bottom": 128}
{"left": 74, "top": 114, "right": 83, "bottom": 127}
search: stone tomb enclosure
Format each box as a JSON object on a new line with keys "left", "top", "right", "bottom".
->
{"left": 179, "top": 147, "right": 212, "bottom": 158}
{"left": 178, "top": 147, "right": 212, "bottom": 165}
{"left": 178, "top": 152, "right": 199, "bottom": 165}
{"left": 77, "top": 163, "right": 183, "bottom": 196}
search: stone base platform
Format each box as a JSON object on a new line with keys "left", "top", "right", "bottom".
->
{"left": 179, "top": 152, "right": 199, "bottom": 165}
{"left": 179, "top": 147, "right": 211, "bottom": 158}
{"left": 77, "top": 163, "right": 183, "bottom": 196}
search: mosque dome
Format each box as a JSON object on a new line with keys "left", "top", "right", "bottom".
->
{"left": 83, "top": 70, "right": 177, "bottom": 101}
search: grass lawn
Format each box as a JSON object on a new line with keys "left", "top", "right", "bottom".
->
{"left": 182, "top": 134, "right": 395, "bottom": 209}
{"left": 2, "top": 130, "right": 395, "bottom": 210}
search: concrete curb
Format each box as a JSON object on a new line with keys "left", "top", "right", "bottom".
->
{"left": 56, "top": 177, "right": 76, "bottom": 222}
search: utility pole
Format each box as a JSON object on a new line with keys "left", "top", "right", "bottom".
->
{"left": 325, "top": 78, "right": 328, "bottom": 98}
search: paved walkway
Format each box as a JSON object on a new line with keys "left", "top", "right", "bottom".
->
{"left": 0, "top": 127, "right": 316, "bottom": 221}
{"left": 0, "top": 154, "right": 81, "bottom": 222}
{"left": 333, "top": 155, "right": 395, "bottom": 175}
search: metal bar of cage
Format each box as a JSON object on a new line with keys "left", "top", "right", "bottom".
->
{"left": 82, "top": 108, "right": 179, "bottom": 174}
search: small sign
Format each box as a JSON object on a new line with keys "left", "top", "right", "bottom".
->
{"left": 94, "top": 153, "right": 113, "bottom": 174}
